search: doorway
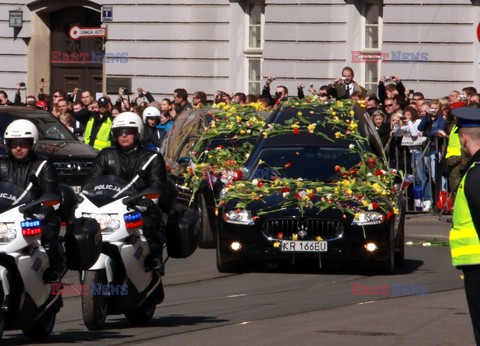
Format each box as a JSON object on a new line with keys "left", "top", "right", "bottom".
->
{"left": 50, "top": 7, "right": 103, "bottom": 96}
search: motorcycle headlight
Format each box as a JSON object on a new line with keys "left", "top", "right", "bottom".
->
{"left": 83, "top": 213, "right": 120, "bottom": 234}
{"left": 351, "top": 211, "right": 385, "bottom": 226}
{"left": 0, "top": 222, "right": 16, "bottom": 244}
{"left": 224, "top": 210, "right": 255, "bottom": 226}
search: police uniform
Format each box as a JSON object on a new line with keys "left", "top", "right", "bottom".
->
{"left": 450, "top": 106, "right": 480, "bottom": 344}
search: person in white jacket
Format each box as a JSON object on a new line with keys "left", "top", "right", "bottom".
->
{"left": 400, "top": 106, "right": 430, "bottom": 210}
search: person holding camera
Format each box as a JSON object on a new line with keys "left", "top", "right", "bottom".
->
{"left": 378, "top": 75, "right": 406, "bottom": 105}
{"left": 327, "top": 66, "right": 366, "bottom": 100}
{"left": 418, "top": 99, "right": 447, "bottom": 211}
{"left": 262, "top": 76, "right": 288, "bottom": 107}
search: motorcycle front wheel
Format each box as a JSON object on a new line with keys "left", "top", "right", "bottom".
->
{"left": 81, "top": 270, "right": 109, "bottom": 330}
{"left": 21, "top": 311, "right": 56, "bottom": 341}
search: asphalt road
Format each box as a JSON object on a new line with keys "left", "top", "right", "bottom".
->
{"left": 2, "top": 213, "right": 475, "bottom": 345}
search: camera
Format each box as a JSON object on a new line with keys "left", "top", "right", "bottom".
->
{"left": 460, "top": 94, "right": 467, "bottom": 100}
{"left": 122, "top": 87, "right": 131, "bottom": 95}
{"left": 272, "top": 77, "right": 277, "bottom": 80}
{"left": 384, "top": 76, "right": 391, "bottom": 82}
{"left": 19, "top": 82, "right": 25, "bottom": 87}
{"left": 310, "top": 83, "right": 314, "bottom": 88}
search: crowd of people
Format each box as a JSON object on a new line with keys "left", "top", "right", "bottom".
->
{"left": 0, "top": 66, "right": 472, "bottom": 213}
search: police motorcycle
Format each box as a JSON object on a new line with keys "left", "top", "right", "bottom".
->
{"left": 0, "top": 179, "right": 97, "bottom": 341}
{"left": 76, "top": 174, "right": 200, "bottom": 330}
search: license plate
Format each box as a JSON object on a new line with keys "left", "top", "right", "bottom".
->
{"left": 280, "top": 240, "right": 328, "bottom": 252}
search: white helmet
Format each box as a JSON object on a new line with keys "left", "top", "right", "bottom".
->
{"left": 142, "top": 106, "right": 161, "bottom": 123}
{"left": 111, "top": 112, "right": 144, "bottom": 140}
{"left": 4, "top": 119, "right": 39, "bottom": 146}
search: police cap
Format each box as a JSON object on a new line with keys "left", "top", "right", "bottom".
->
{"left": 452, "top": 107, "right": 480, "bottom": 128}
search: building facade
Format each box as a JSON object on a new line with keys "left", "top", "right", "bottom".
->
{"left": 1, "top": 0, "right": 480, "bottom": 101}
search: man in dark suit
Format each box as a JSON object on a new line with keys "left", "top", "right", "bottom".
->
{"left": 327, "top": 66, "right": 367, "bottom": 100}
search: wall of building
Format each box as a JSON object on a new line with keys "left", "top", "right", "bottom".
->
{"left": 0, "top": 0, "right": 479, "bottom": 101}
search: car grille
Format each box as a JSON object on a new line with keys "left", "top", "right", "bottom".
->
{"left": 262, "top": 218, "right": 344, "bottom": 240}
{"left": 53, "top": 160, "right": 93, "bottom": 175}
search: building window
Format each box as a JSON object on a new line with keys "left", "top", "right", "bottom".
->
{"left": 361, "top": 1, "right": 383, "bottom": 95}
{"left": 248, "top": 58, "right": 261, "bottom": 95}
{"left": 248, "top": 3, "right": 263, "bottom": 49}
{"left": 245, "top": 1, "right": 264, "bottom": 94}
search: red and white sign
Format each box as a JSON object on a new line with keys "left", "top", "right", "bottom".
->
{"left": 69, "top": 26, "right": 107, "bottom": 40}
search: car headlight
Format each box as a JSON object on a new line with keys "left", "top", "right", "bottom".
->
{"left": 0, "top": 222, "right": 16, "bottom": 244}
{"left": 224, "top": 210, "right": 255, "bottom": 226}
{"left": 351, "top": 211, "right": 385, "bottom": 226}
{"left": 83, "top": 213, "right": 120, "bottom": 234}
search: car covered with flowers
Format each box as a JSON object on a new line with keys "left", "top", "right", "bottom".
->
{"left": 216, "top": 99, "right": 405, "bottom": 273}
{"left": 161, "top": 103, "right": 269, "bottom": 248}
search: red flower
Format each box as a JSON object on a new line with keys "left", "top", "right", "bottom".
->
{"left": 270, "top": 175, "right": 277, "bottom": 181}
{"left": 257, "top": 181, "right": 263, "bottom": 187}
{"left": 217, "top": 145, "right": 224, "bottom": 150}
{"left": 277, "top": 232, "right": 283, "bottom": 239}
{"left": 386, "top": 211, "right": 394, "bottom": 220}
{"left": 281, "top": 187, "right": 291, "bottom": 193}
{"left": 335, "top": 165, "right": 341, "bottom": 172}
{"left": 350, "top": 169, "right": 357, "bottom": 175}
{"left": 372, "top": 202, "right": 379, "bottom": 210}
{"left": 293, "top": 128, "right": 300, "bottom": 135}
{"left": 284, "top": 162, "right": 292, "bottom": 168}
{"left": 375, "top": 169, "right": 383, "bottom": 176}
{"left": 357, "top": 194, "right": 363, "bottom": 199}
{"left": 369, "top": 157, "right": 375, "bottom": 164}
{"left": 253, "top": 216, "right": 260, "bottom": 221}
{"left": 295, "top": 192, "right": 301, "bottom": 200}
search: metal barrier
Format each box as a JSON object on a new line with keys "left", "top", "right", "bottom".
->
{"left": 386, "top": 136, "right": 451, "bottom": 214}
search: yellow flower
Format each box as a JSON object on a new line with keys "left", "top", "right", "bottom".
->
{"left": 336, "top": 101, "right": 344, "bottom": 108}
{"left": 345, "top": 188, "right": 353, "bottom": 195}
{"left": 362, "top": 200, "right": 369, "bottom": 206}
{"left": 240, "top": 130, "right": 246, "bottom": 135}
{"left": 291, "top": 123, "right": 300, "bottom": 129}
{"left": 354, "top": 212, "right": 361, "bottom": 219}
{"left": 335, "top": 131, "right": 343, "bottom": 139}
{"left": 262, "top": 131, "right": 268, "bottom": 137}
{"left": 297, "top": 111, "right": 303, "bottom": 116}
{"left": 315, "top": 236, "right": 323, "bottom": 241}
{"left": 258, "top": 159, "right": 265, "bottom": 164}
{"left": 292, "top": 234, "right": 298, "bottom": 241}
{"left": 349, "top": 110, "right": 355, "bottom": 116}
{"left": 307, "top": 123, "right": 316, "bottom": 133}
{"left": 349, "top": 122, "right": 358, "bottom": 131}
{"left": 309, "top": 110, "right": 314, "bottom": 114}
{"left": 393, "top": 207, "right": 399, "bottom": 214}
{"left": 306, "top": 189, "right": 314, "bottom": 195}
{"left": 273, "top": 242, "right": 280, "bottom": 248}
{"left": 316, "top": 187, "right": 323, "bottom": 193}
{"left": 236, "top": 115, "right": 242, "bottom": 122}
{"left": 333, "top": 116, "right": 340, "bottom": 123}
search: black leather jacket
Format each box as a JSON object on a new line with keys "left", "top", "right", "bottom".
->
{"left": 0, "top": 155, "right": 60, "bottom": 200}
{"left": 85, "top": 144, "right": 167, "bottom": 193}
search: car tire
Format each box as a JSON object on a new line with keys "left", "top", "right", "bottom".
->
{"left": 197, "top": 193, "right": 215, "bottom": 249}
{"left": 394, "top": 207, "right": 405, "bottom": 267}
{"left": 380, "top": 223, "right": 395, "bottom": 275}
{"left": 216, "top": 231, "right": 241, "bottom": 273}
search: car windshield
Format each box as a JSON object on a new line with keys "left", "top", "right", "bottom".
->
{"left": 0, "top": 113, "right": 76, "bottom": 141}
{"left": 249, "top": 146, "right": 361, "bottom": 181}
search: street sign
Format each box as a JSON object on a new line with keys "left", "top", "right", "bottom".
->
{"left": 102, "top": 6, "right": 113, "bottom": 22}
{"left": 69, "top": 26, "right": 108, "bottom": 40}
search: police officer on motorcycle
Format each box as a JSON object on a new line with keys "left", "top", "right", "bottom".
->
{"left": 85, "top": 112, "right": 167, "bottom": 271}
{"left": 0, "top": 119, "right": 64, "bottom": 282}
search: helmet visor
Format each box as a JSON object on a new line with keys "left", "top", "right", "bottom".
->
{"left": 7, "top": 138, "right": 33, "bottom": 148}
{"left": 113, "top": 128, "right": 137, "bottom": 137}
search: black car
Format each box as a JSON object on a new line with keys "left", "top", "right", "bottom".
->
{"left": 217, "top": 102, "right": 406, "bottom": 274}
{"left": 0, "top": 106, "right": 98, "bottom": 192}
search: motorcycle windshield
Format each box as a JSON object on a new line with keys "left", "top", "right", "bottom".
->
{"left": 0, "top": 182, "right": 32, "bottom": 213}
{"left": 82, "top": 175, "right": 136, "bottom": 208}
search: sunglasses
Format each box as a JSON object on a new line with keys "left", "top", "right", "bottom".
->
{"left": 384, "top": 104, "right": 394, "bottom": 107}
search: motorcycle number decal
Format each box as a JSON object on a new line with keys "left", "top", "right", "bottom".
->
{"left": 31, "top": 258, "right": 42, "bottom": 273}
{"left": 133, "top": 246, "right": 143, "bottom": 260}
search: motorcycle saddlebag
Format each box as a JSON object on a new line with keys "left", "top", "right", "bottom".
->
{"left": 64, "top": 217, "right": 102, "bottom": 270}
{"left": 166, "top": 205, "right": 200, "bottom": 258}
